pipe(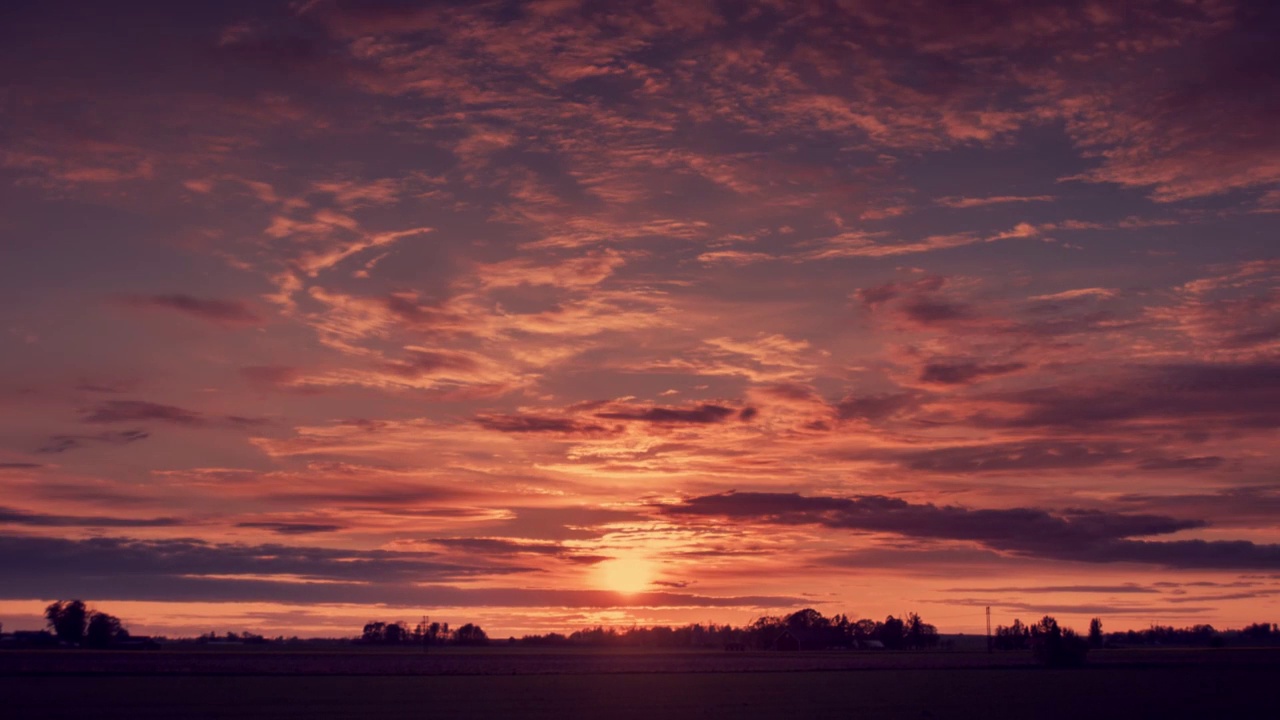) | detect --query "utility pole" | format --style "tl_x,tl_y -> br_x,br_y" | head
986,607 -> 992,653
422,615 -> 429,654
